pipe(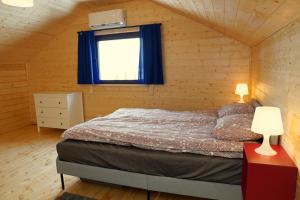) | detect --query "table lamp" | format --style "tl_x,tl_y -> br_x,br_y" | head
235,83 -> 248,103
251,106 -> 284,156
